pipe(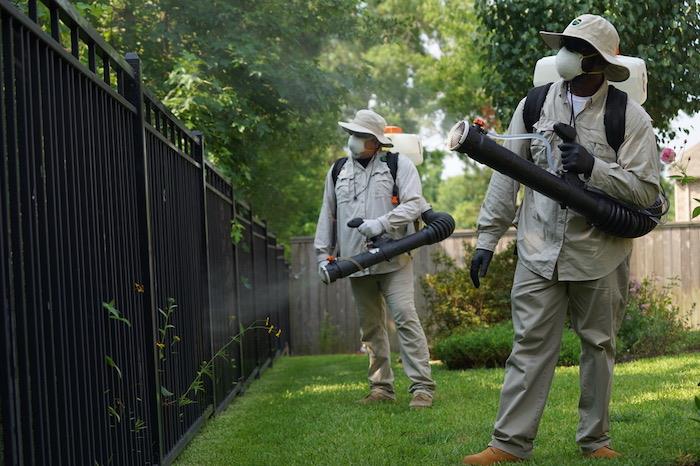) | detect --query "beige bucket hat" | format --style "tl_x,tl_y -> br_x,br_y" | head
540,14 -> 630,82
338,109 -> 393,146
